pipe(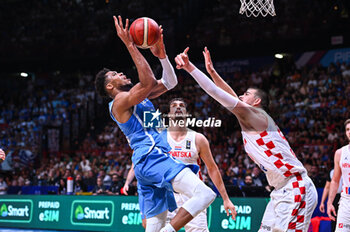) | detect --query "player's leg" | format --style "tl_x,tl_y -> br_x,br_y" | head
335,197 -> 350,232
301,176 -> 317,231
145,210 -> 167,232
162,168 -> 216,231
258,197 -> 276,232
168,189 -> 209,231
166,193 -> 181,224
268,174 -> 317,232
184,209 -> 209,232
175,193 -> 209,232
